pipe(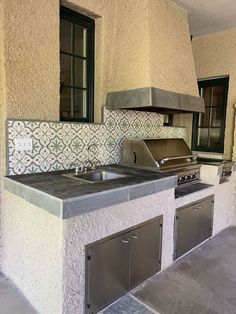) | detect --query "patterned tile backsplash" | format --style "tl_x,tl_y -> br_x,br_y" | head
7,108 -> 187,175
